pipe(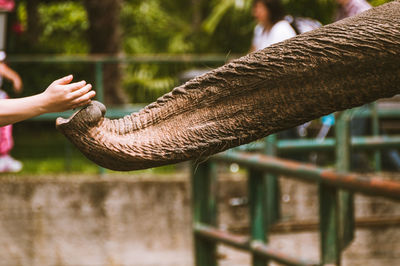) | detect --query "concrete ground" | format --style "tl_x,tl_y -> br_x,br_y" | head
0,171 -> 398,266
